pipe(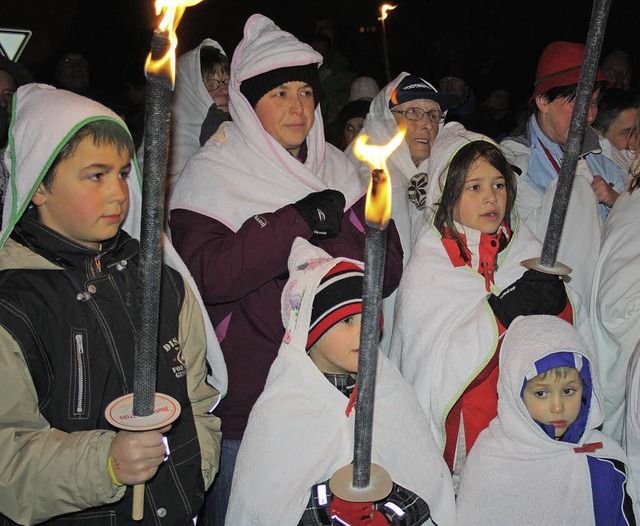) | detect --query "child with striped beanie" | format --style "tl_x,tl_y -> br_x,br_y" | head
226,238 -> 456,526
